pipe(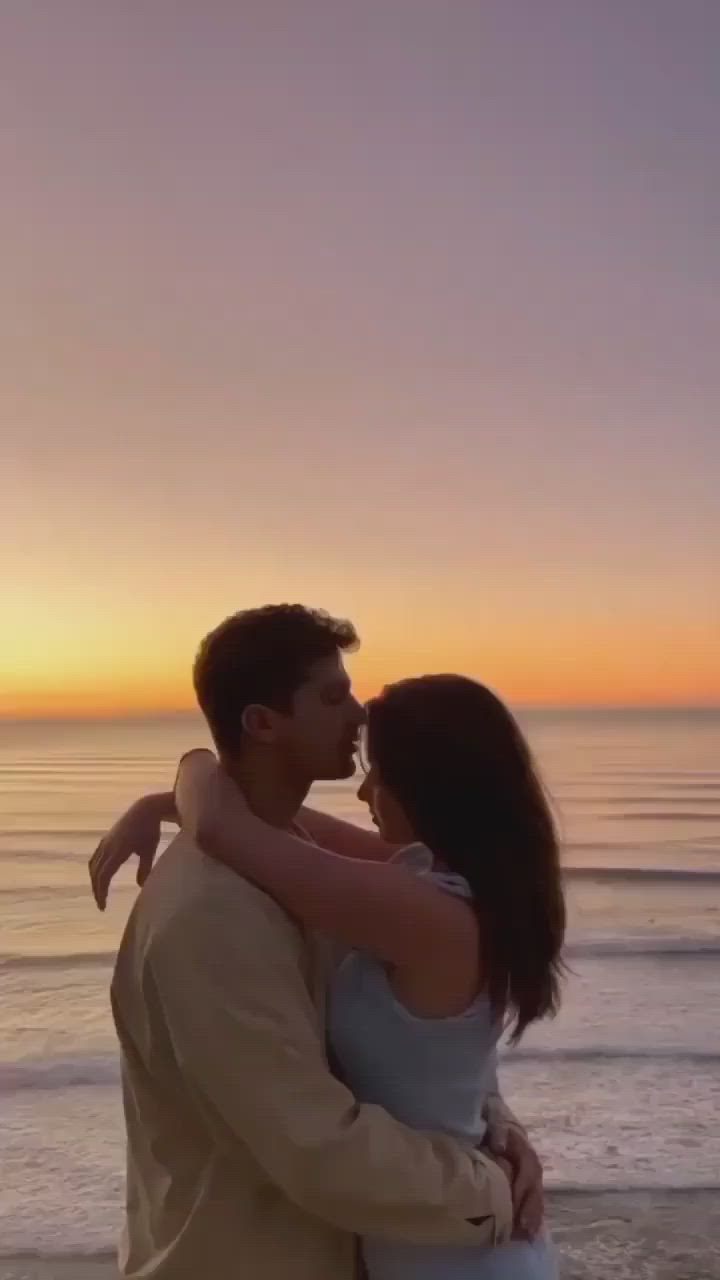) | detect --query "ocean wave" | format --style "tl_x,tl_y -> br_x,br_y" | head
0,838 -> 172,861
564,865 -> 720,882
563,781 -> 720,792
565,938 -> 720,958
585,769 -> 720,779
608,811 -> 720,822
4,934 -> 719,976
0,827 -> 113,839
0,884 -> 99,900
566,838 -> 720,850
561,788 -> 717,798
0,755 -> 175,768
500,1046 -> 720,1065
0,1251 -> 117,1262
0,846 -> 104,863
5,1044 -> 720,1095
547,1182 -> 720,1194
0,1052 -> 121,1093
0,950 -> 116,971
1,858 -> 717,887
